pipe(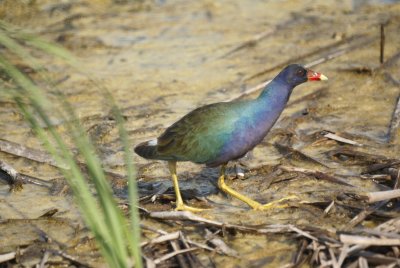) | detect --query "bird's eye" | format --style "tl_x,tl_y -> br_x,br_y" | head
296,69 -> 305,77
